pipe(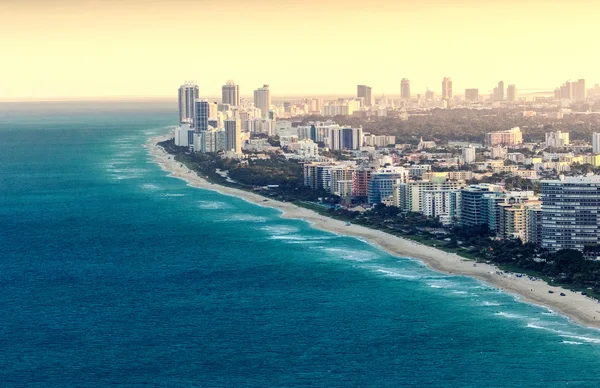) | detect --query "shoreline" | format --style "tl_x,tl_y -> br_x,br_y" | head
146,134 -> 600,329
